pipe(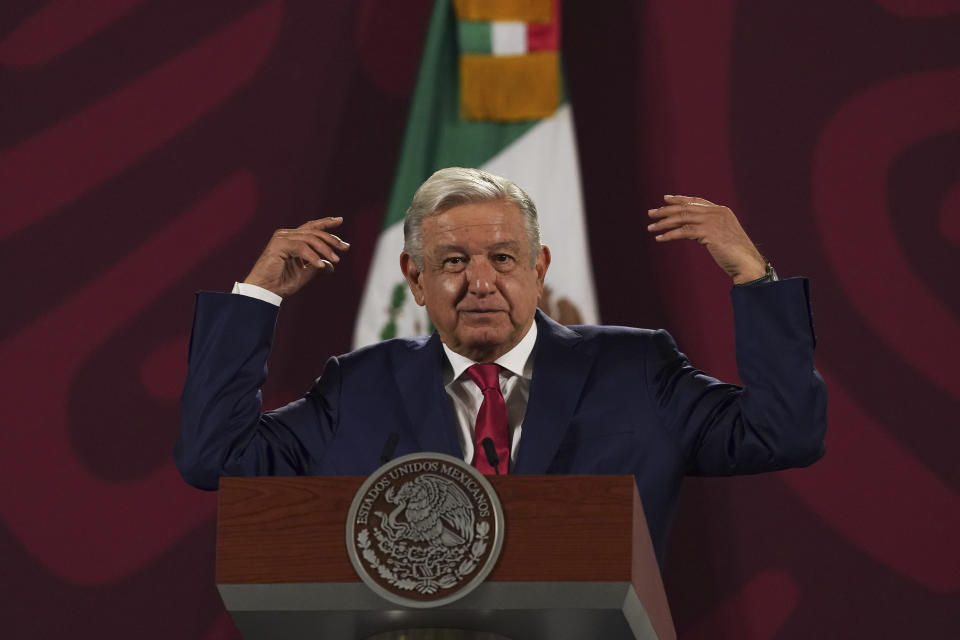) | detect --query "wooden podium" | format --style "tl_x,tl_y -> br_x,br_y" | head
216,475 -> 676,639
